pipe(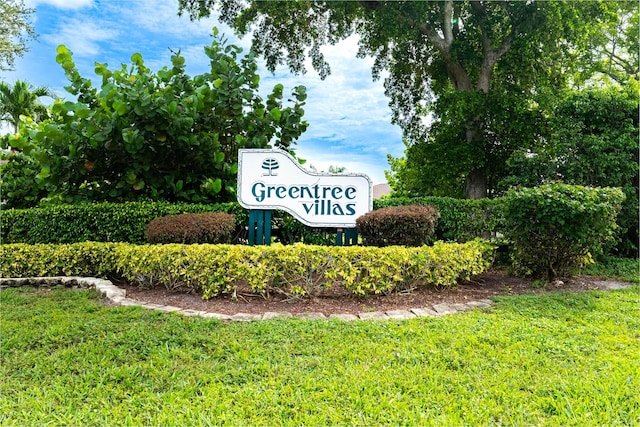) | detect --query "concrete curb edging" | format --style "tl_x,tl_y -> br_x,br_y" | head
9,276 -> 630,321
